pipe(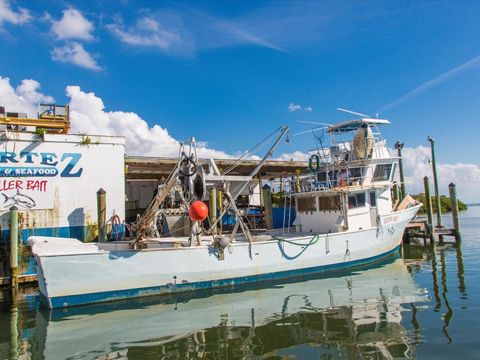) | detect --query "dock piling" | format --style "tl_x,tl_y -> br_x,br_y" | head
209,188 -> 217,235
262,184 -> 273,229
394,141 -> 406,199
423,177 -> 434,241
9,206 -> 18,290
427,136 -> 443,228
393,182 -> 400,204
448,183 -> 461,241
97,188 -> 107,243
